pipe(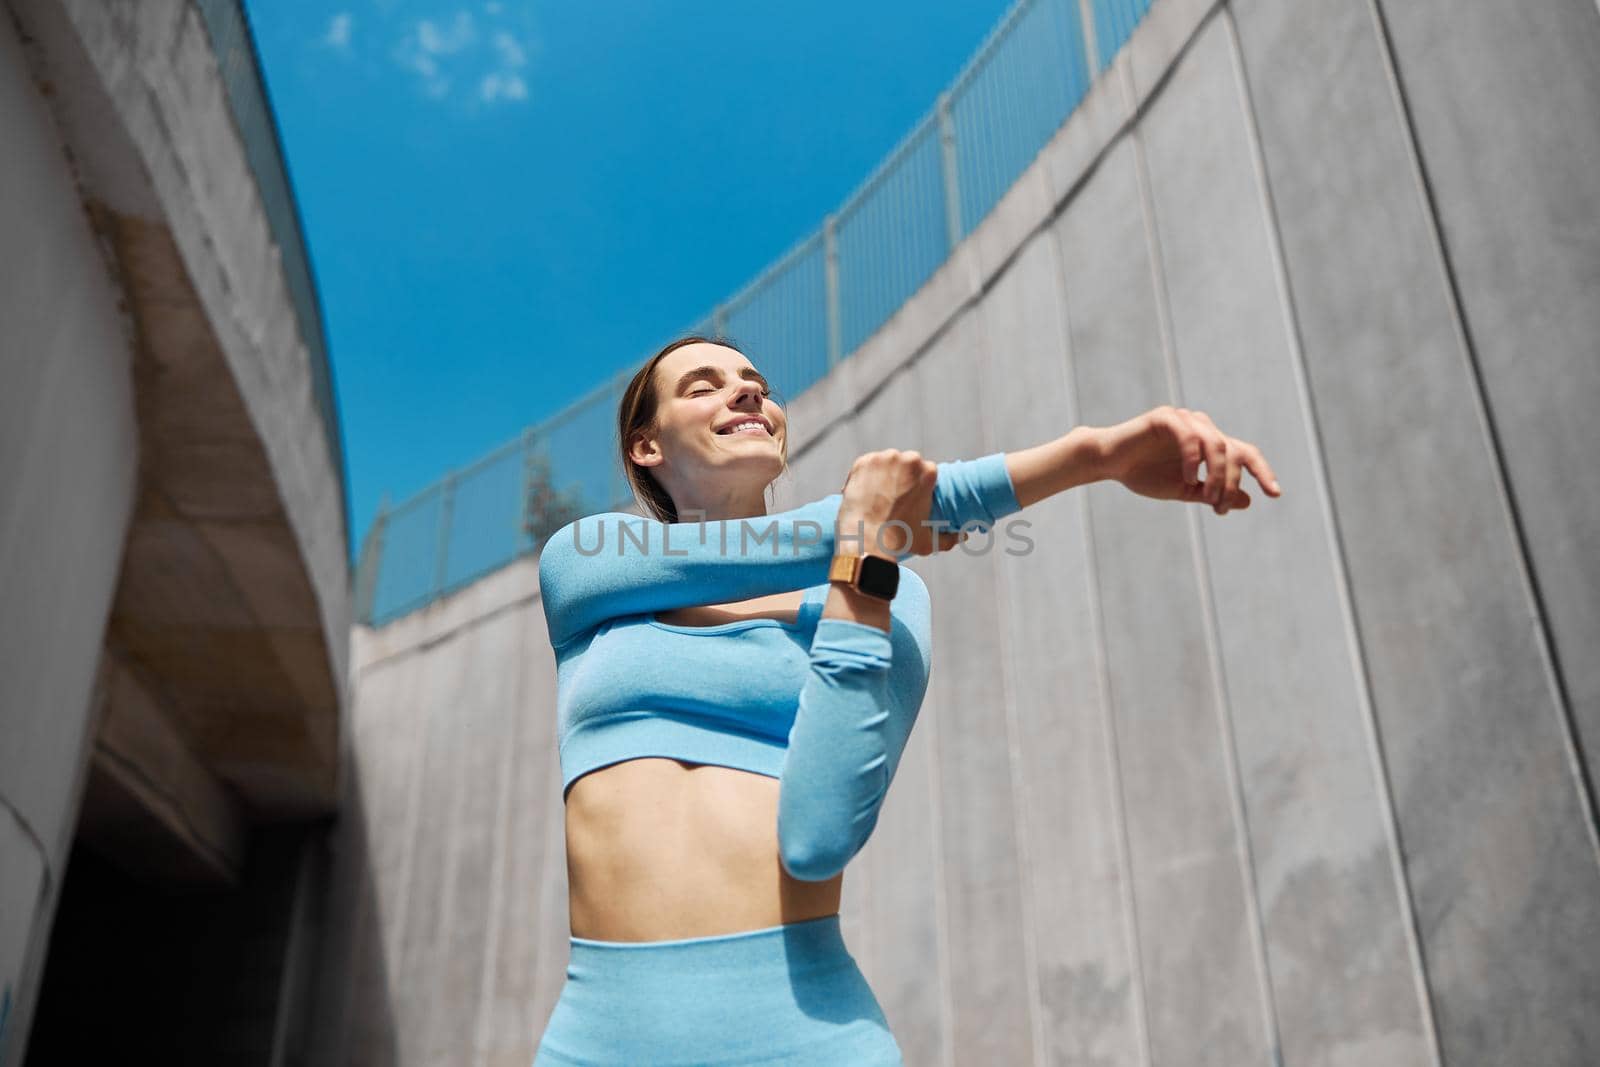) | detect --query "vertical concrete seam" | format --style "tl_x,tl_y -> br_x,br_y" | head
1364,0 -> 1600,870
971,297 -> 1048,1067
428,644 -> 480,1058
1124,54 -> 1285,1060
529,713 -> 565,1016
385,652 -> 429,1017
922,670 -> 959,1067
1047,216 -> 1155,1067
1223,3 -> 1445,1060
